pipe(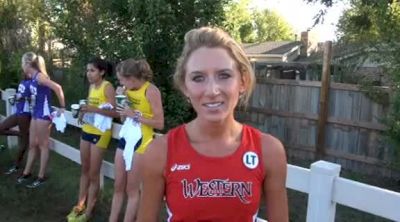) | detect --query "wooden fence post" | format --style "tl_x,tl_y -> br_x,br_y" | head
1,88 -> 18,148
316,41 -> 332,159
306,160 -> 341,222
